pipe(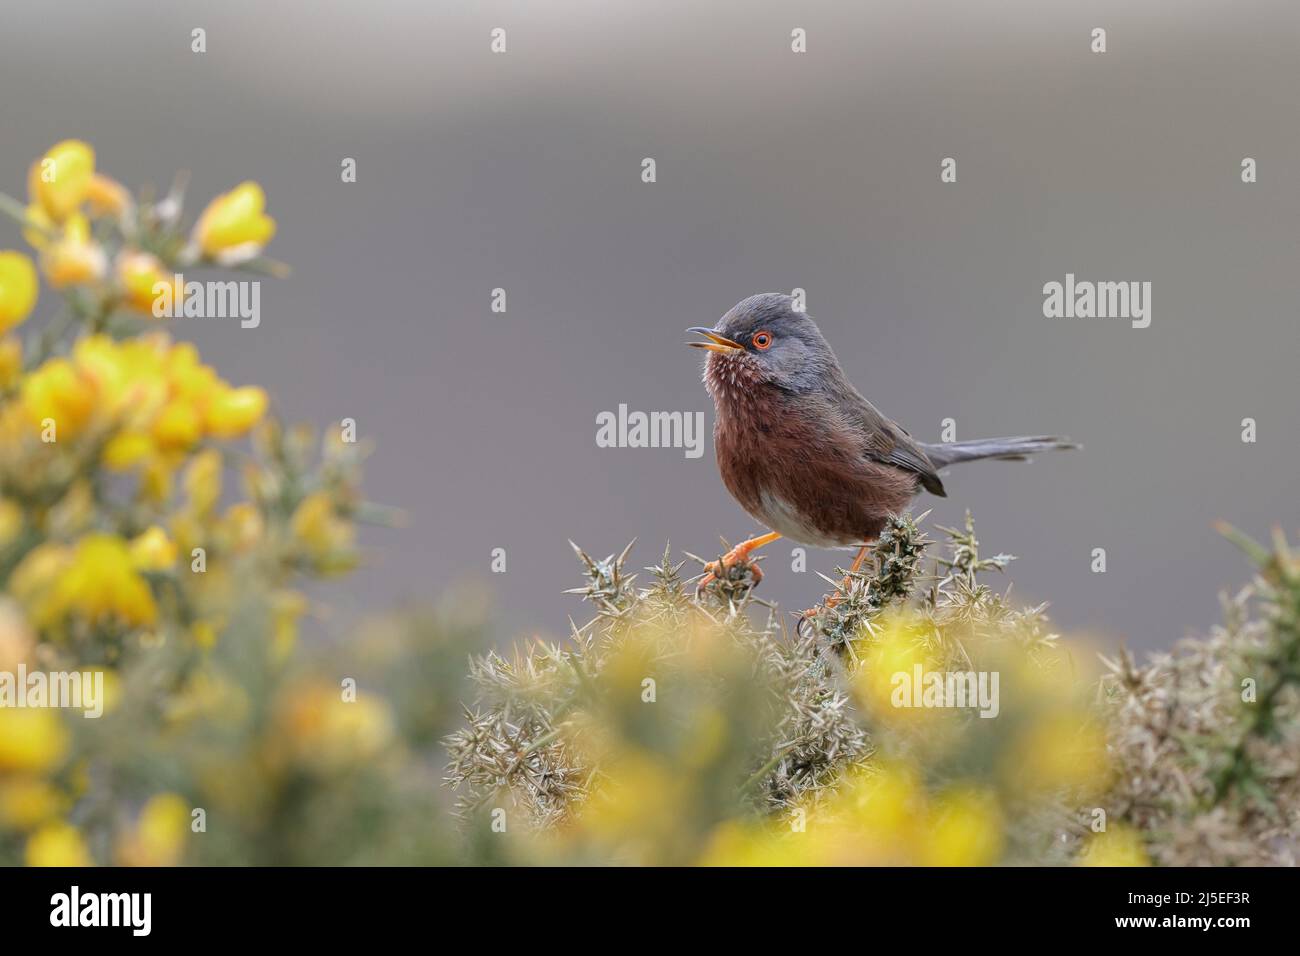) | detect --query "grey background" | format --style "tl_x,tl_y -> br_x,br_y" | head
2,0 -> 1296,651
